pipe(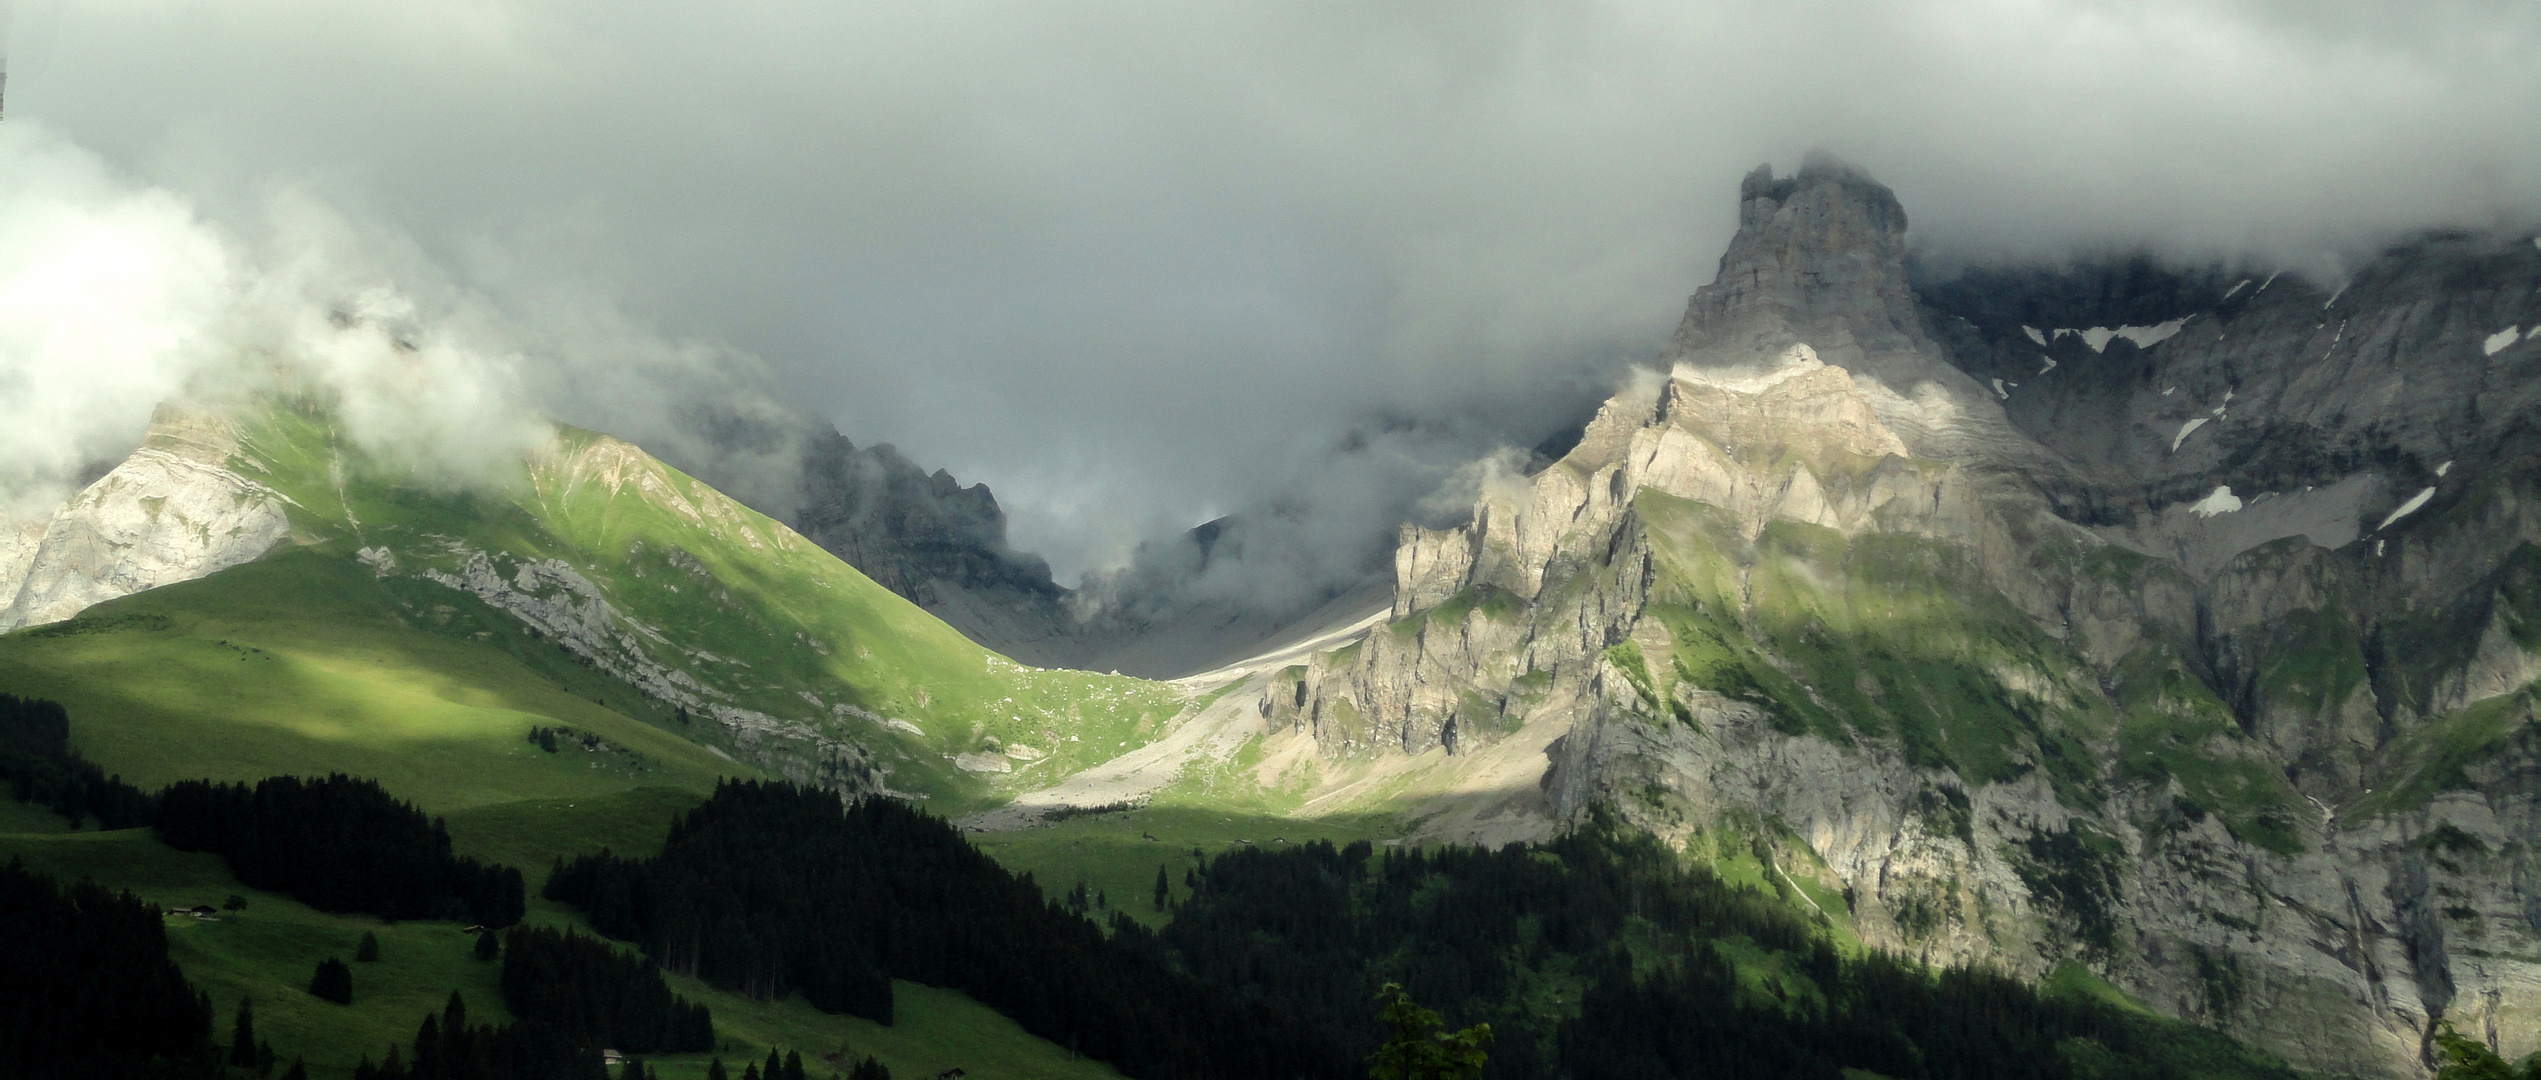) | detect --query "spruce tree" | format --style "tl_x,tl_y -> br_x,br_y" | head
229,997 -> 258,1068
356,930 -> 381,962
1154,864 -> 1170,910
474,926 -> 500,959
